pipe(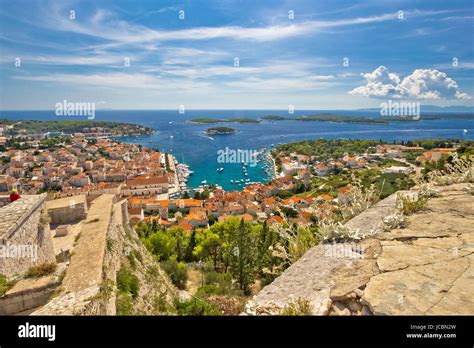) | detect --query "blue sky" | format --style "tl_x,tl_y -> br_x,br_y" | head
0,0 -> 473,110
